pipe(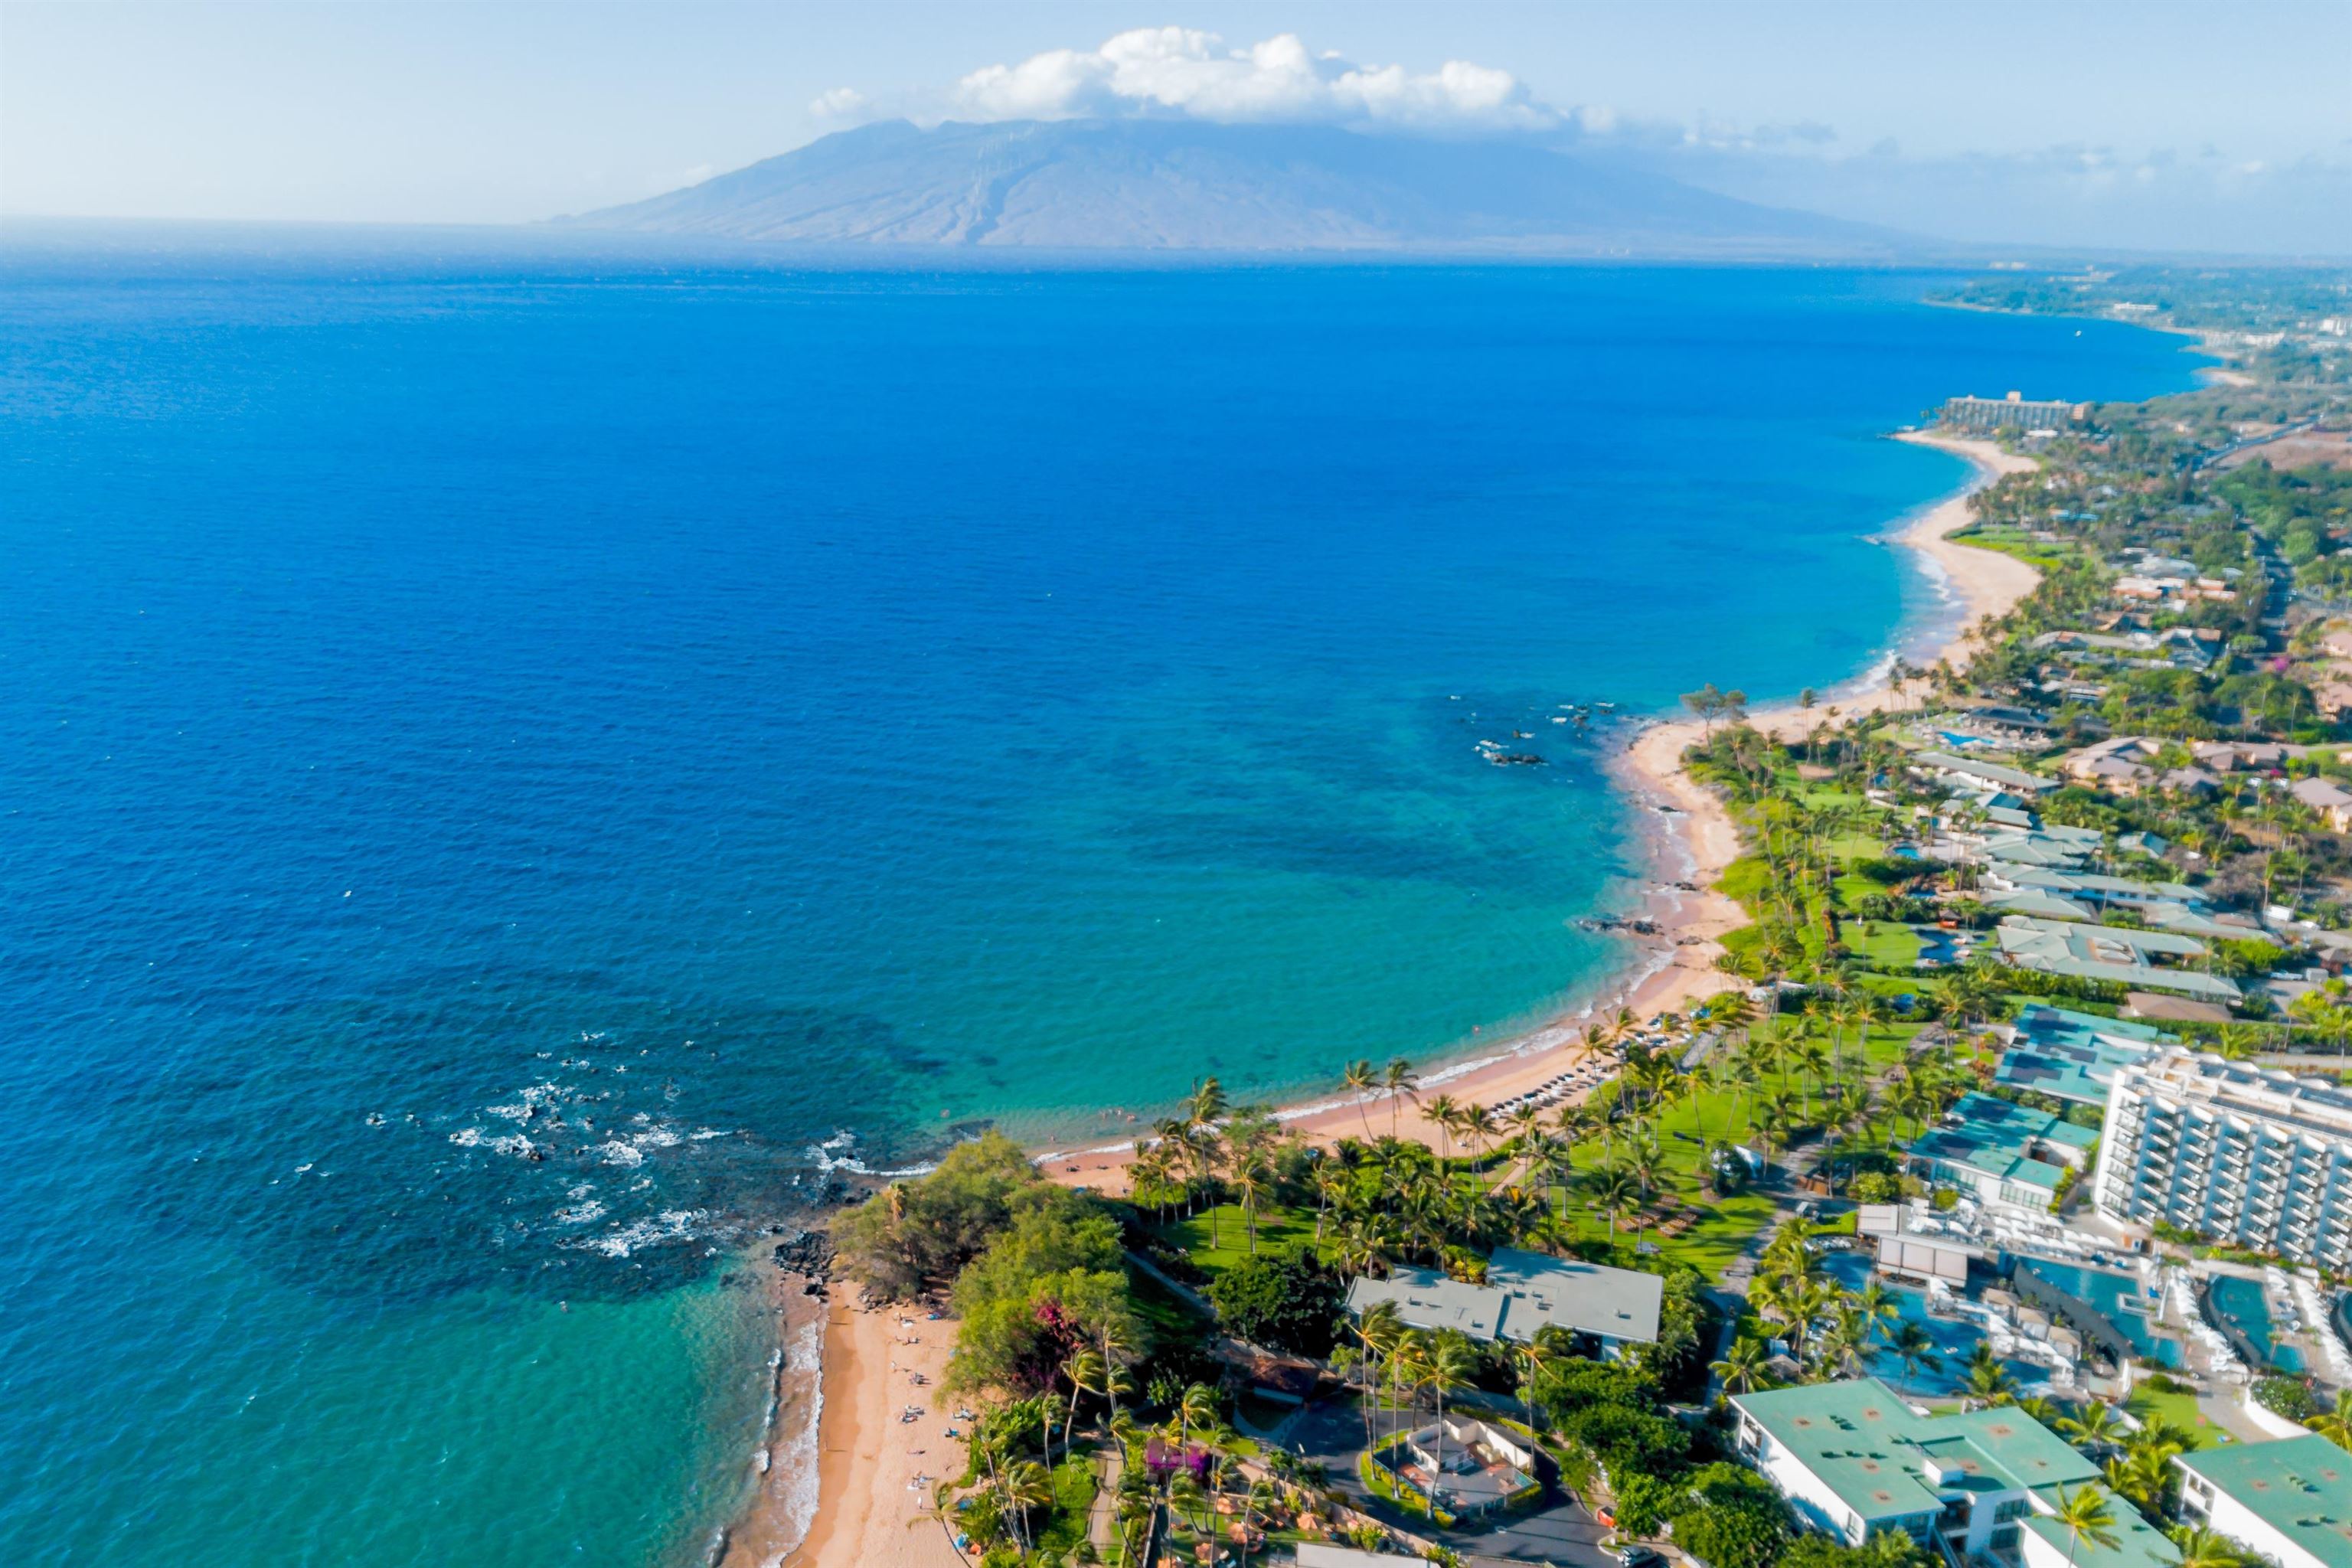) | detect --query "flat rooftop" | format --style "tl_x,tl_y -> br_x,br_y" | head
1914,1092 -> 2097,1191
2178,1434 -> 2352,1568
1346,1249 -> 1661,1345
1733,1378 -> 2097,1524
